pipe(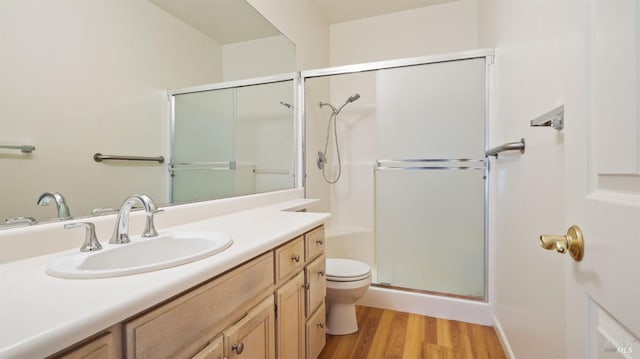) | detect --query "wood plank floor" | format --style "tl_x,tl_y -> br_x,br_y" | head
318,306 -> 507,359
